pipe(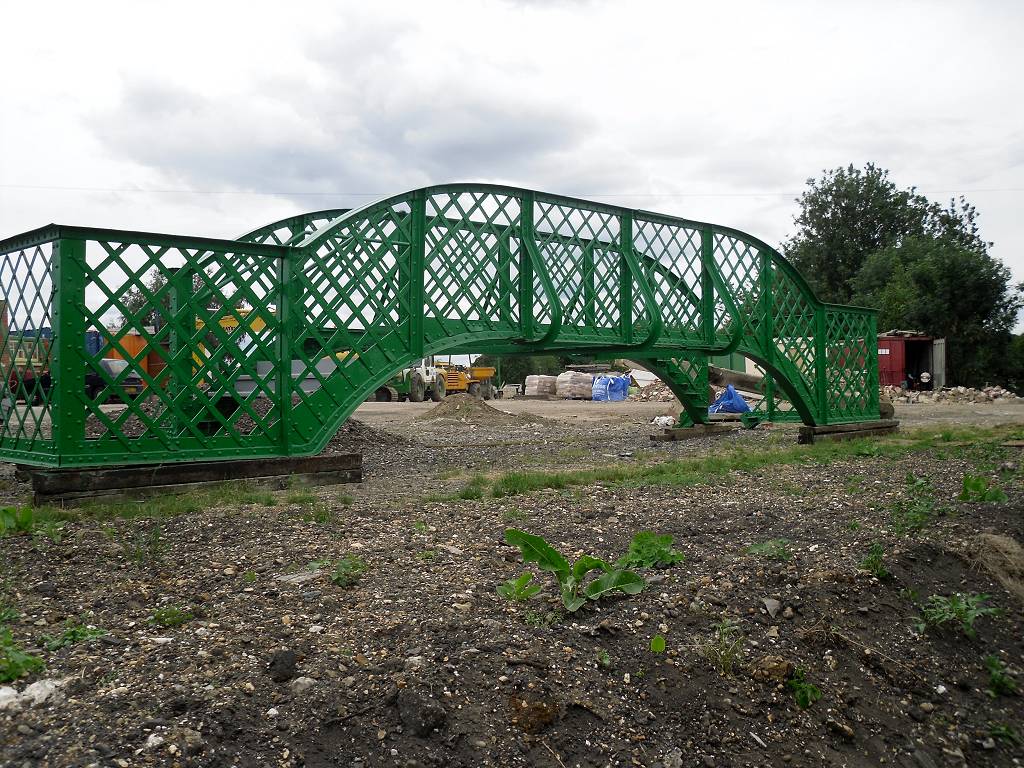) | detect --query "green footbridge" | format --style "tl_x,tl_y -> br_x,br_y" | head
0,184 -> 878,468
